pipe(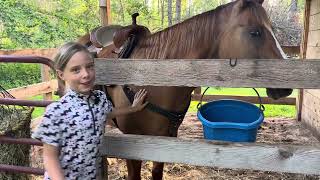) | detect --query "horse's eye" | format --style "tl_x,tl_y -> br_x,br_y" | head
250,30 -> 261,37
